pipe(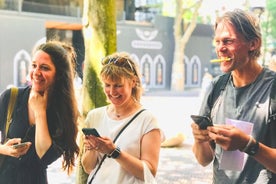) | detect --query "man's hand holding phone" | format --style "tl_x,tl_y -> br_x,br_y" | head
191,115 -> 213,130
